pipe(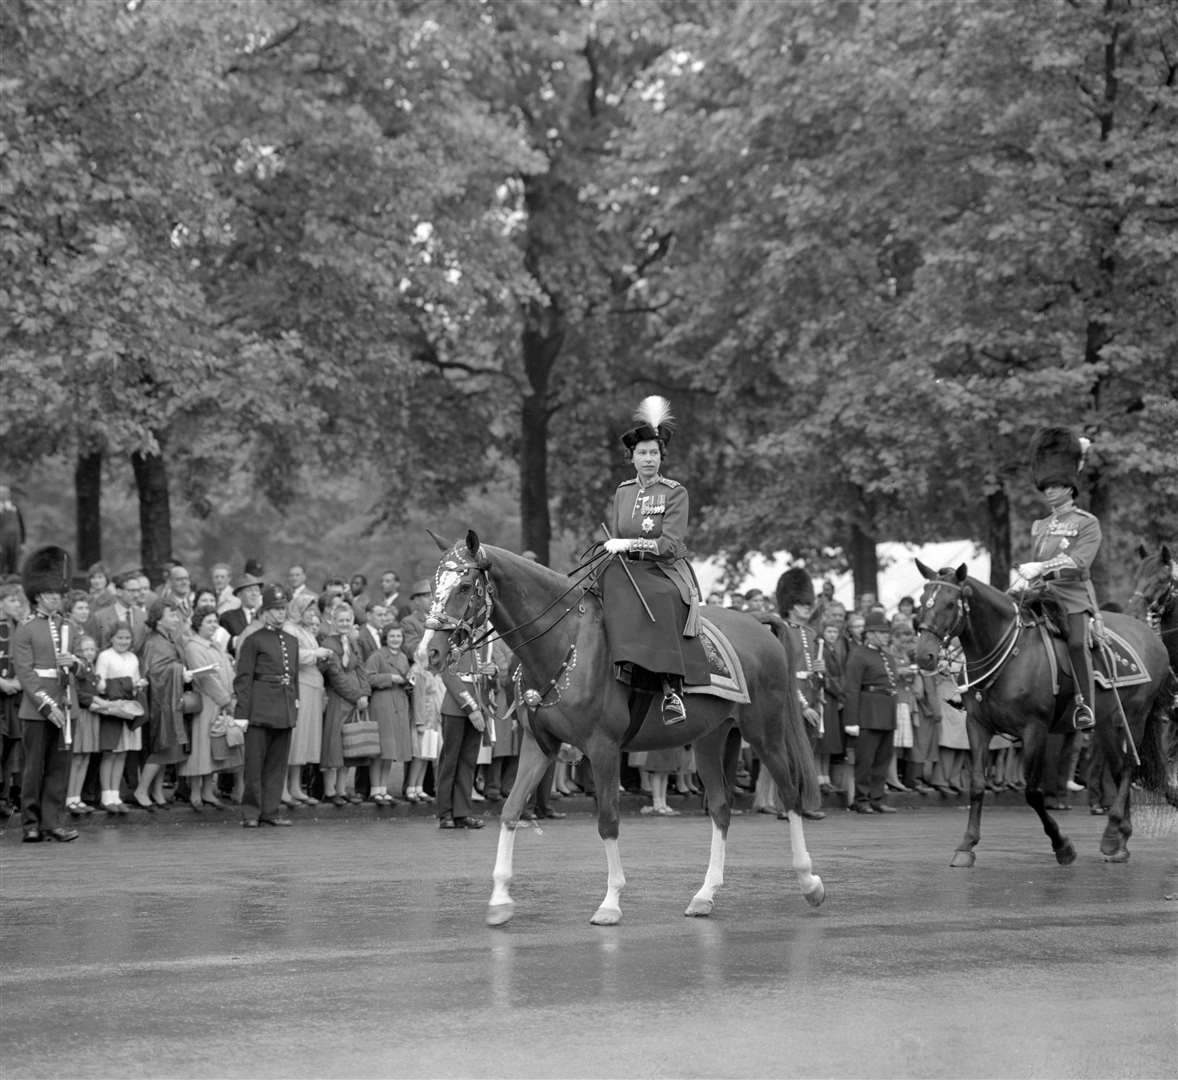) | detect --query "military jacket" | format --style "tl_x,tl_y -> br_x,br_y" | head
782,619 -> 822,710
13,613 -> 71,721
1030,504 -> 1101,614
234,625 -> 298,728
842,642 -> 897,732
